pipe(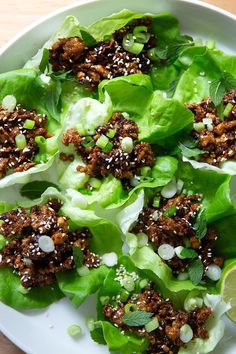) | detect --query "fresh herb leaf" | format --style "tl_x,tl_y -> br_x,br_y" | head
164,205 -> 177,217
178,142 -> 204,158
20,181 -> 60,200
122,311 -> 154,327
50,71 -> 72,81
90,327 -> 106,345
167,35 -> 194,64
180,248 -> 198,259
73,247 -> 84,268
210,72 -> 236,107
188,259 -> 204,285
209,79 -> 226,107
193,208 -> 207,239
39,48 -> 49,73
80,30 -> 97,46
